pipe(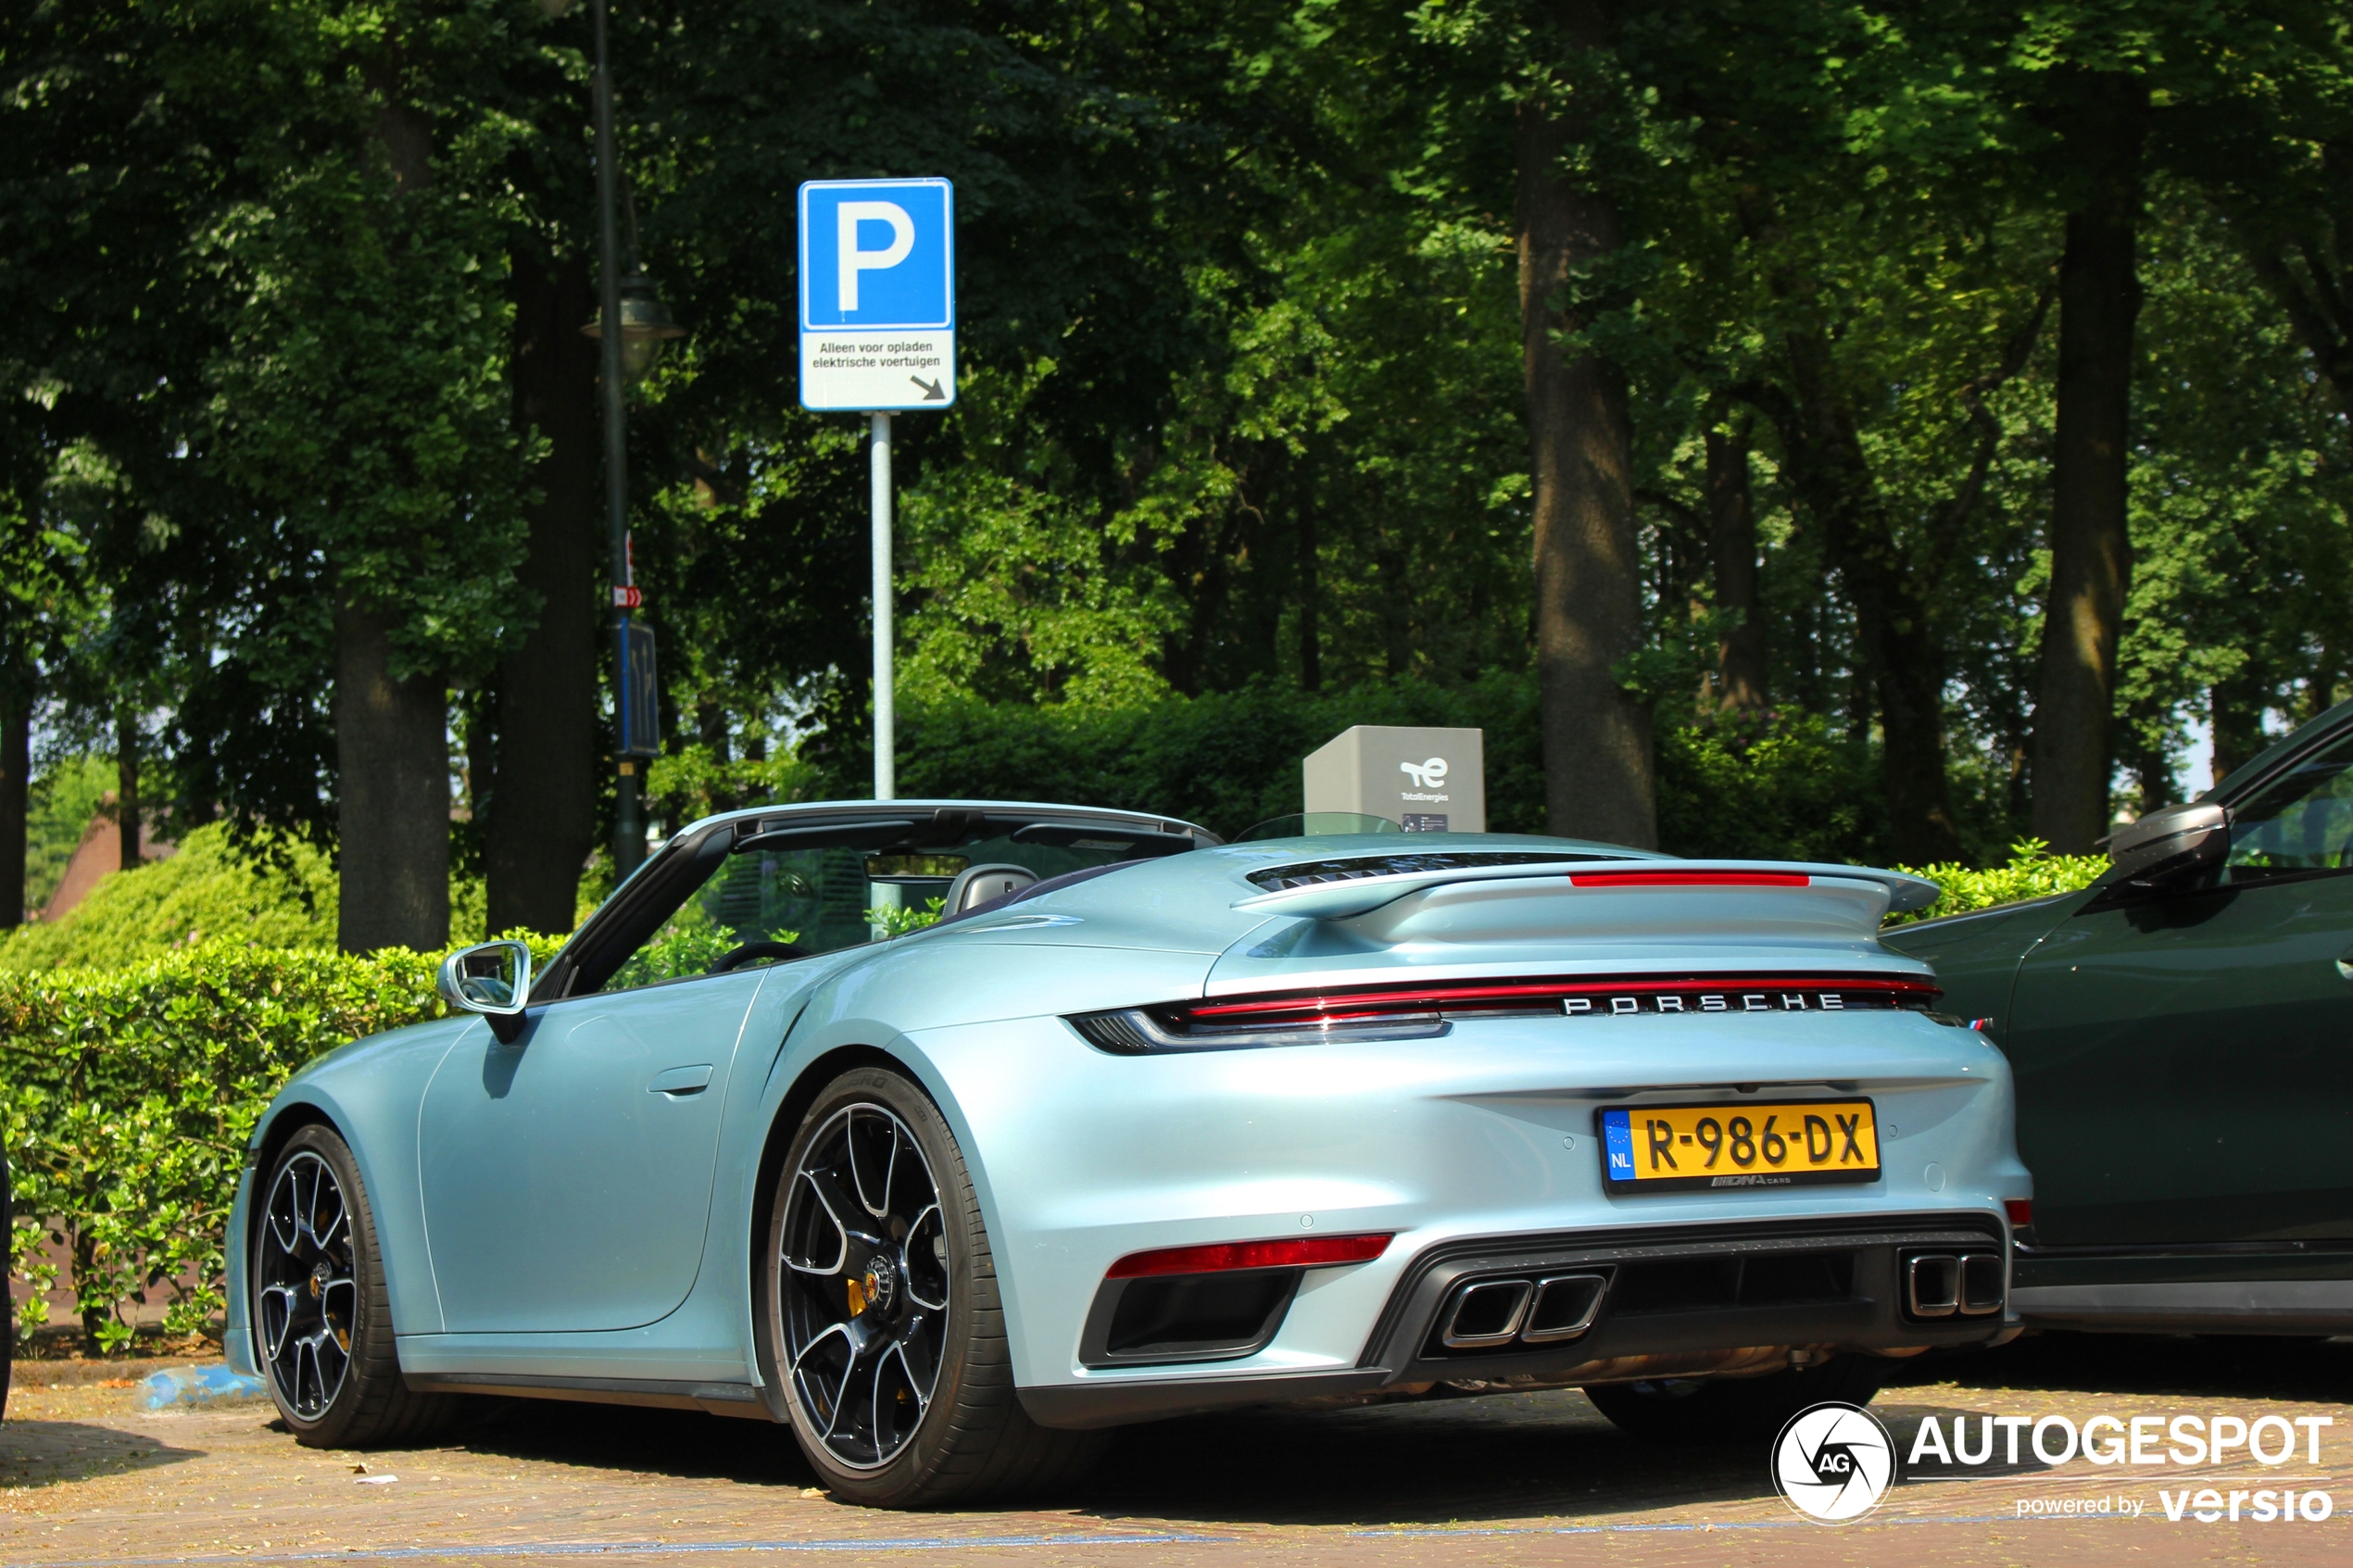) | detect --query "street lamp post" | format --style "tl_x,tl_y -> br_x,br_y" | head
566,0 -> 683,882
